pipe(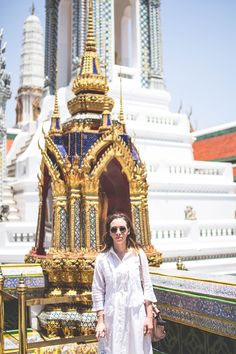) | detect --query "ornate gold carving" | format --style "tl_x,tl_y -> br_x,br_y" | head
44,134 -> 64,170
143,245 -> 163,267
63,155 -> 82,188
68,93 -> 114,115
38,144 -> 66,196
